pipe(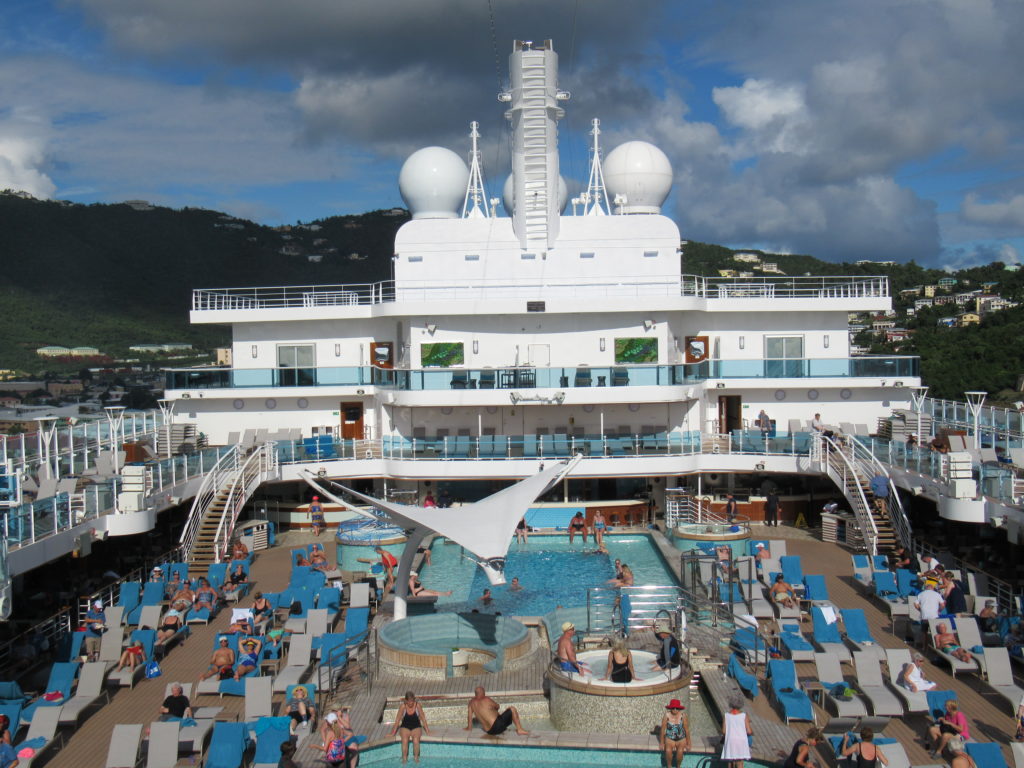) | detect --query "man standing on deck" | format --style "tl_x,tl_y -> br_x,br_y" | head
764,490 -> 779,528
724,493 -> 738,523
358,546 -> 398,594
465,686 -> 530,736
